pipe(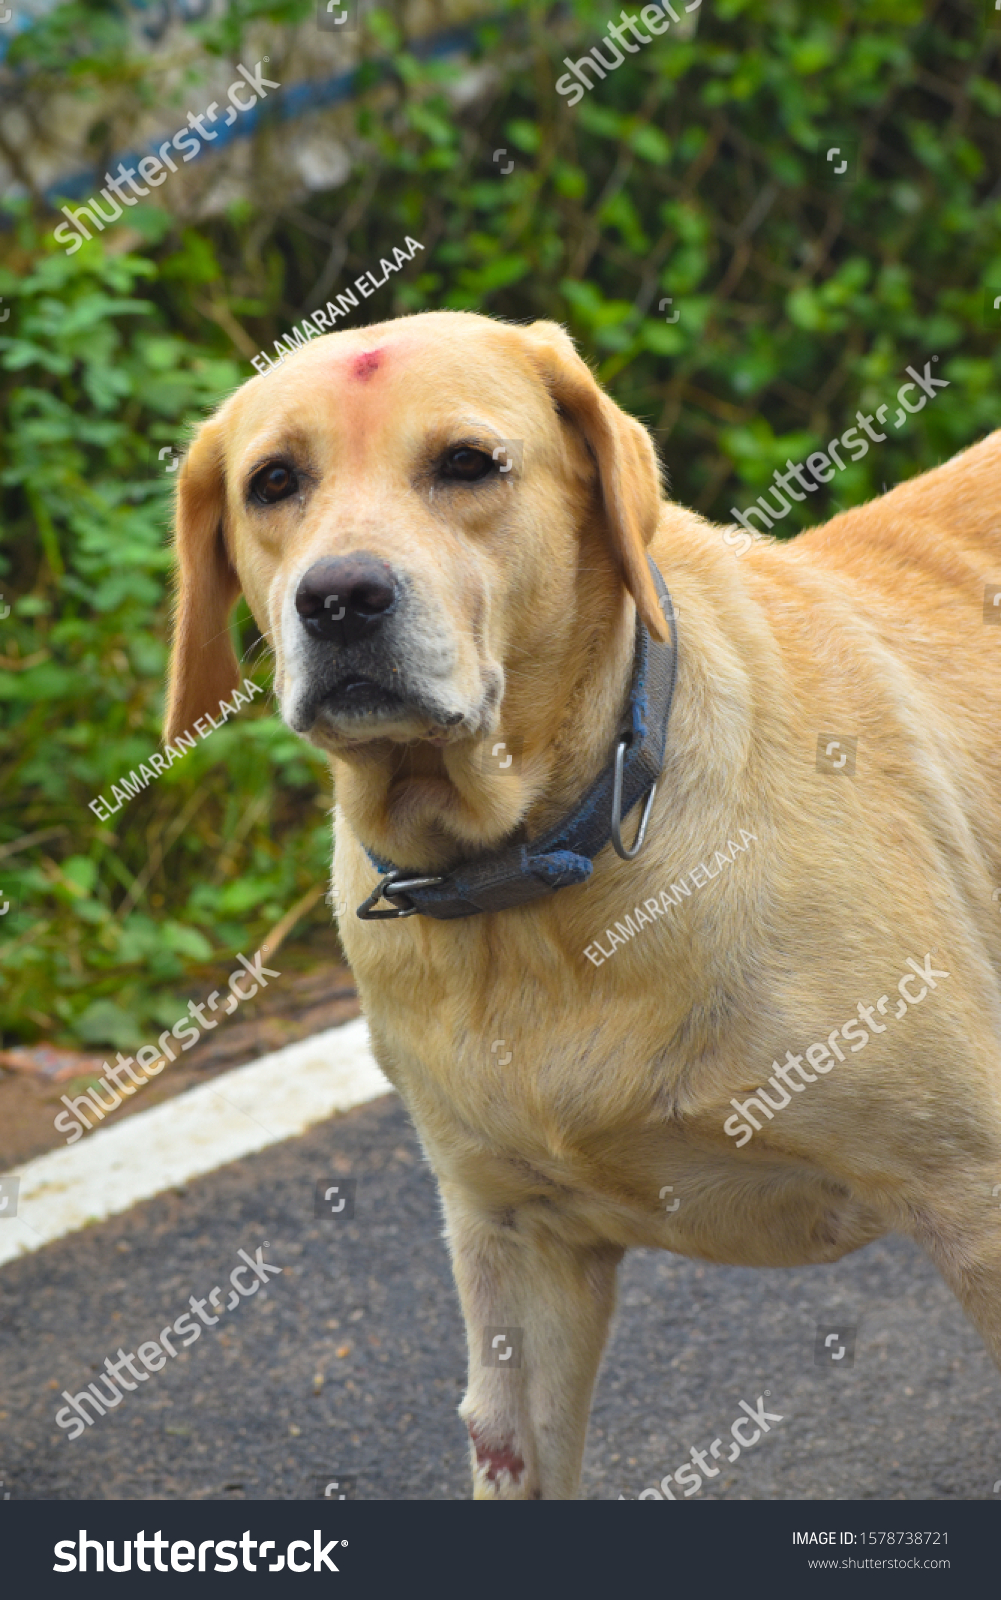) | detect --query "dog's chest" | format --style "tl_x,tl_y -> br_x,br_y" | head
345,937 -> 887,1268
368,1000 -> 620,1161
350,945 -> 689,1216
